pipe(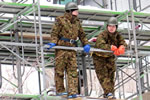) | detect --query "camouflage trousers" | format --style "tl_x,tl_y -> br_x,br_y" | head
55,49 -> 78,95
93,55 -> 116,96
